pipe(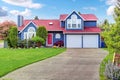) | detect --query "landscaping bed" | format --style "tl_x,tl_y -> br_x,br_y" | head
0,48 -> 66,77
